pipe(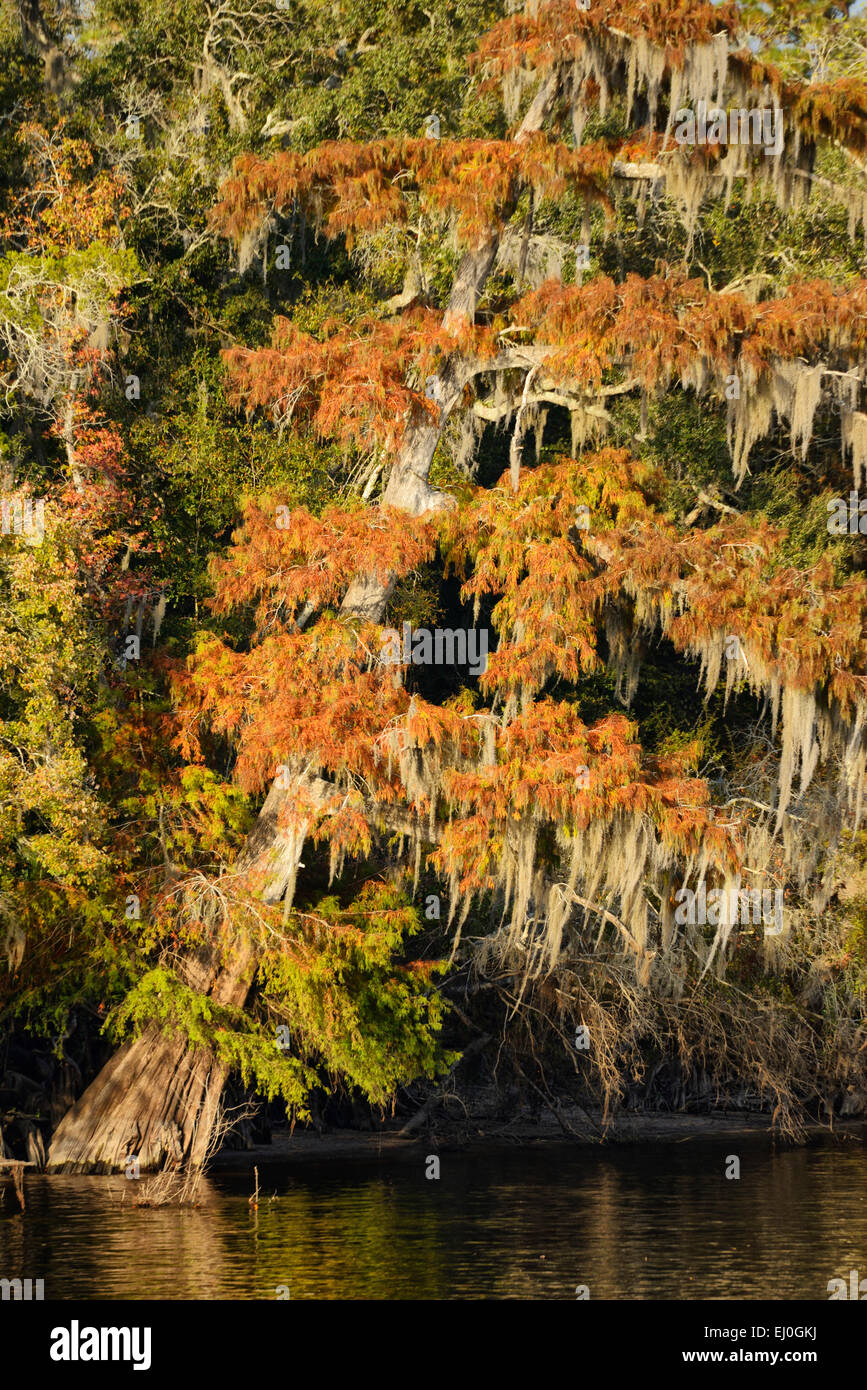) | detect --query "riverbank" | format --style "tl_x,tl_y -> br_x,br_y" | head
211,1110 -> 867,1168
